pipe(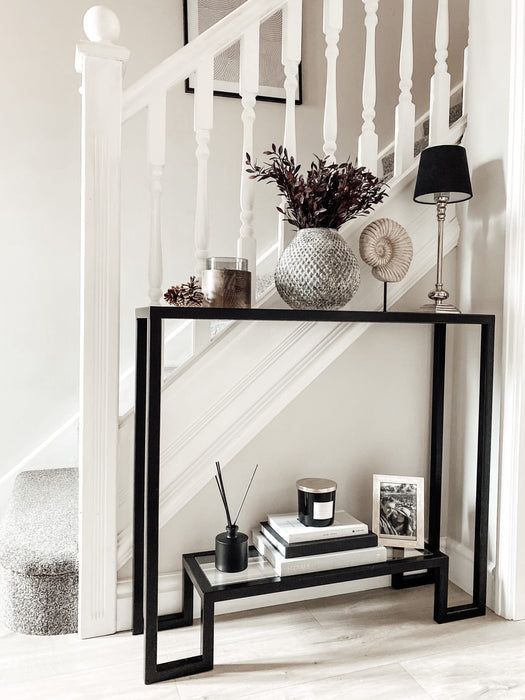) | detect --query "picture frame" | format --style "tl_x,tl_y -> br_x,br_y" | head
183,0 -> 302,104
372,474 -> 425,549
